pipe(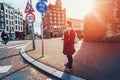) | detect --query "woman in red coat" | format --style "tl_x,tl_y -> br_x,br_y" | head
63,20 -> 75,72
